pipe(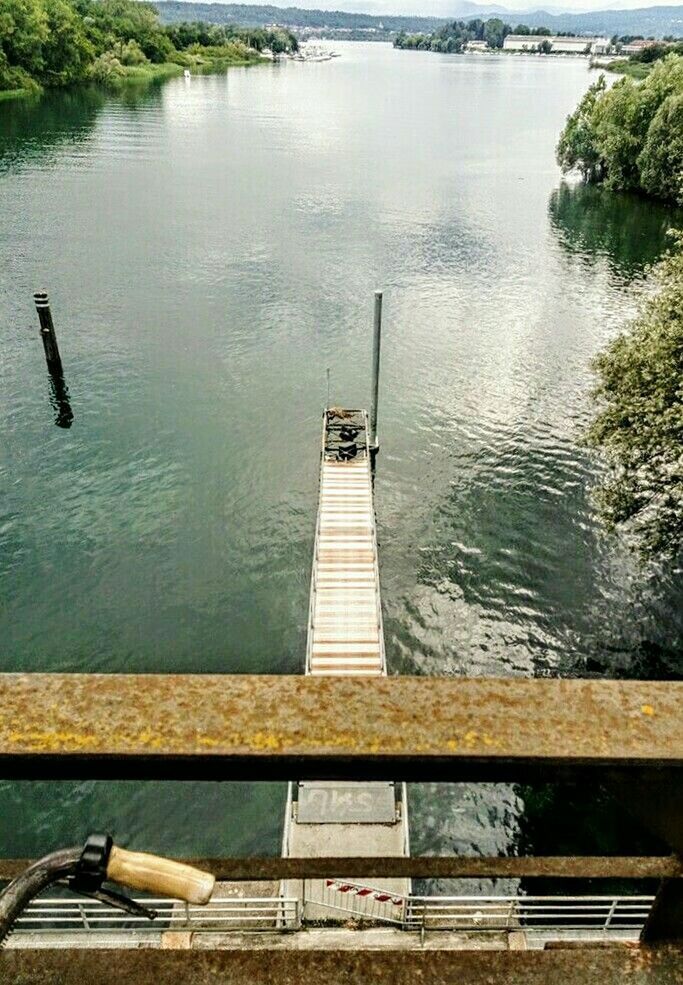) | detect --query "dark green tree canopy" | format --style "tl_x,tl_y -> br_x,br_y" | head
586,233 -> 683,558
557,55 -> 683,203
0,0 -> 298,92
